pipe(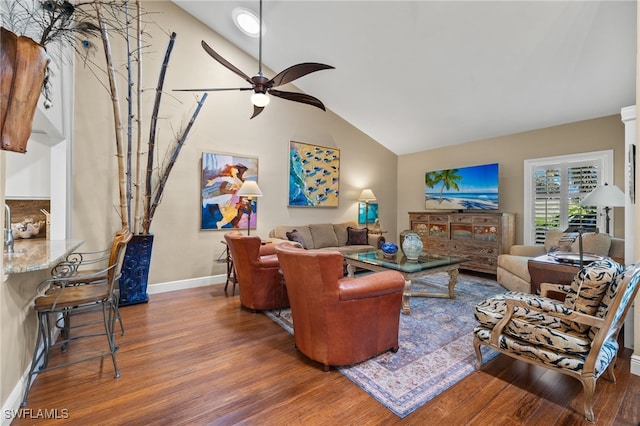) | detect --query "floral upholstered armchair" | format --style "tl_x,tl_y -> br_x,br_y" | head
473,258 -> 640,423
